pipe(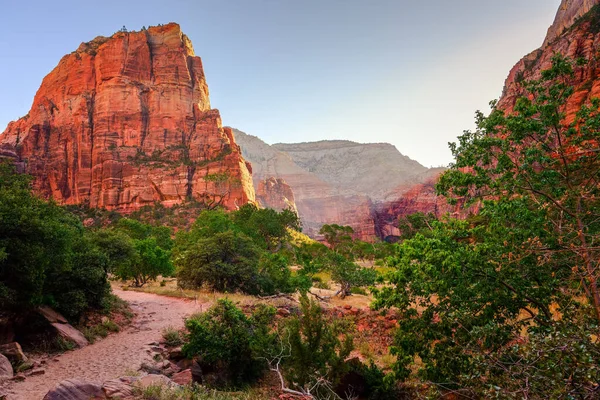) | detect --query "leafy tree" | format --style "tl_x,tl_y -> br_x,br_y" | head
116,218 -> 173,250
233,204 -> 300,251
319,224 -> 354,255
116,237 -> 173,287
374,55 -> 600,397
281,295 -> 354,395
323,252 -> 377,298
438,53 -> 600,321
0,162 -> 110,318
176,230 -> 261,293
183,299 -> 276,388
397,211 -> 436,240
86,229 -> 135,276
